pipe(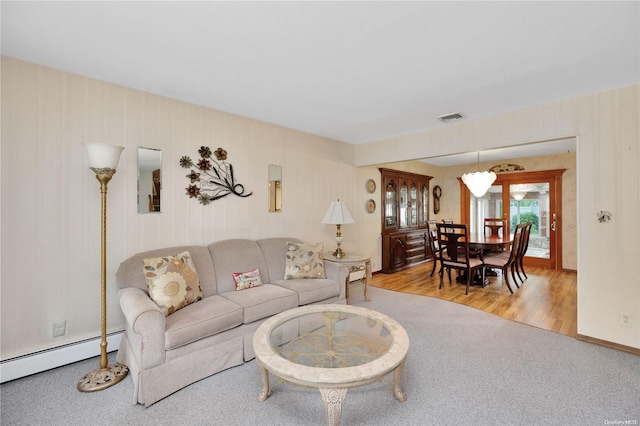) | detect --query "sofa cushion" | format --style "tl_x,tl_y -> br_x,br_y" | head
271,278 -> 340,305
284,241 -> 326,279
143,251 -> 203,316
256,237 -> 302,284
233,269 -> 263,291
208,239 -> 270,294
117,245 -> 218,298
164,295 -> 243,350
221,284 -> 298,324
